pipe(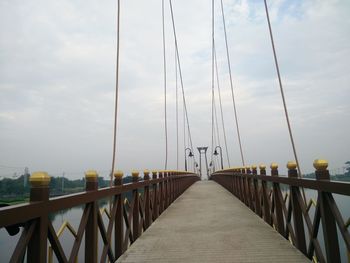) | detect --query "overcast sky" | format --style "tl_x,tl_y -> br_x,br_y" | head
0,0 -> 349,179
